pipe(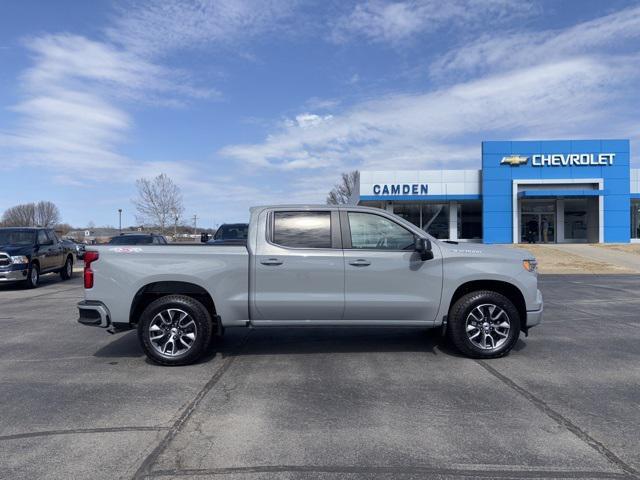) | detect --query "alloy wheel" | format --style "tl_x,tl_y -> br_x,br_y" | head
465,303 -> 511,350
148,308 -> 197,357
